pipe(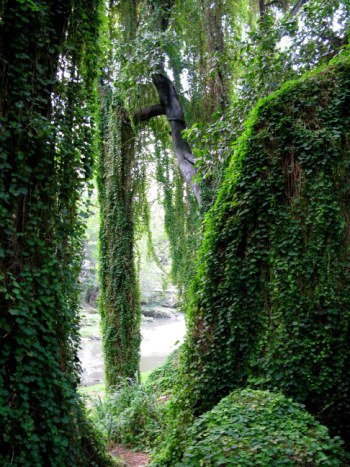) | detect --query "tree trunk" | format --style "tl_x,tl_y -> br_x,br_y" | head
0,2 -> 109,464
